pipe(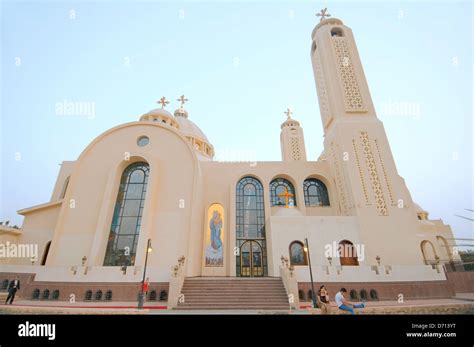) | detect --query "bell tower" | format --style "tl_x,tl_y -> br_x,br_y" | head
311,9 -> 424,265
280,108 -> 307,162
